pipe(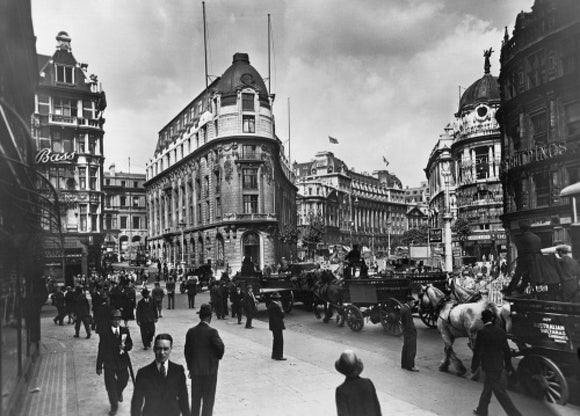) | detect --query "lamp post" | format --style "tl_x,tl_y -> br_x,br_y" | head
179,220 -> 186,269
441,161 -> 453,272
386,219 -> 392,259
